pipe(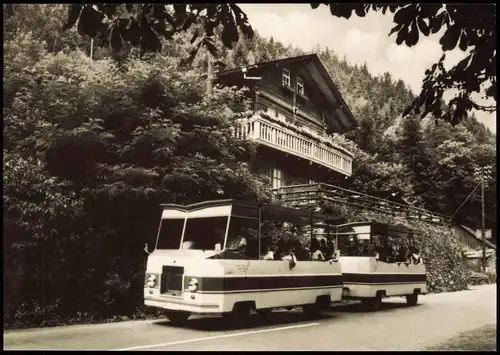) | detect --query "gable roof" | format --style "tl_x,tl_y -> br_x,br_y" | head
216,54 -> 358,132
